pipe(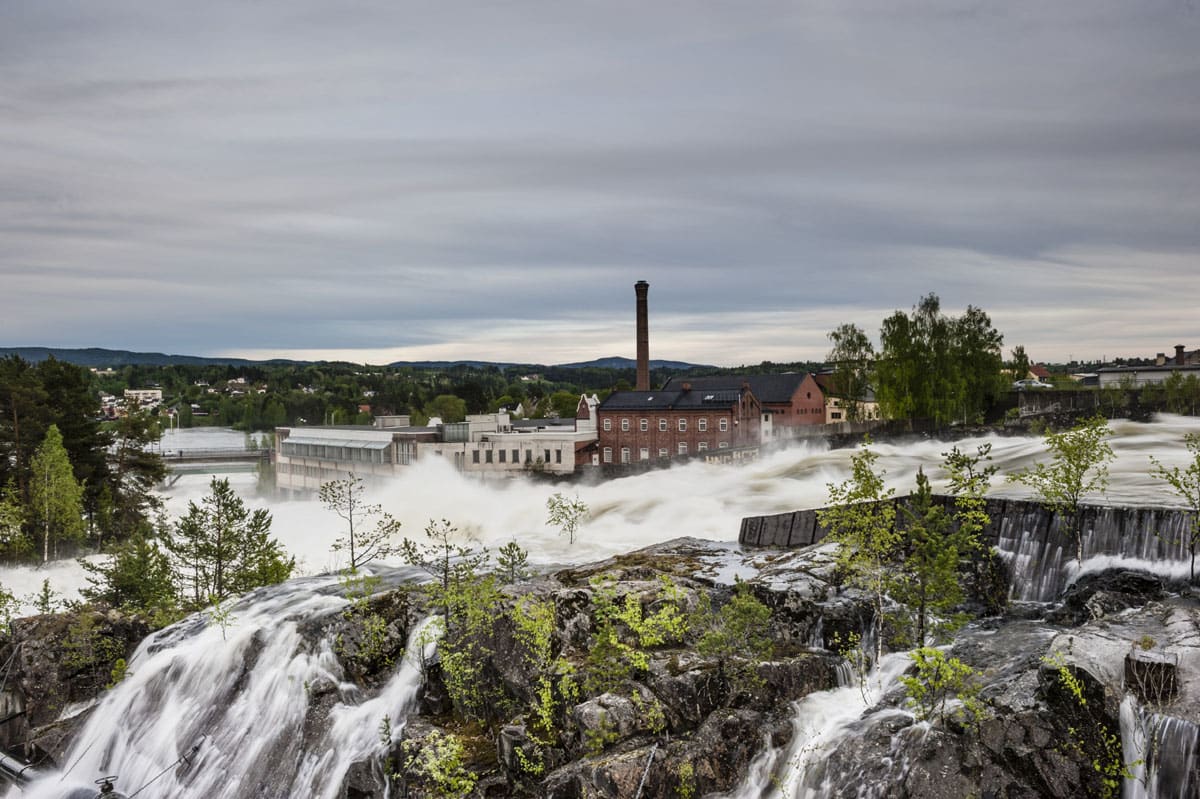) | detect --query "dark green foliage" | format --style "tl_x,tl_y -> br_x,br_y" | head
80,534 -> 178,620
874,293 -> 1005,425
163,477 -> 294,607
105,410 -> 166,541
893,469 -> 975,645
826,323 -> 875,421
696,579 -> 773,694
496,540 -> 532,584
